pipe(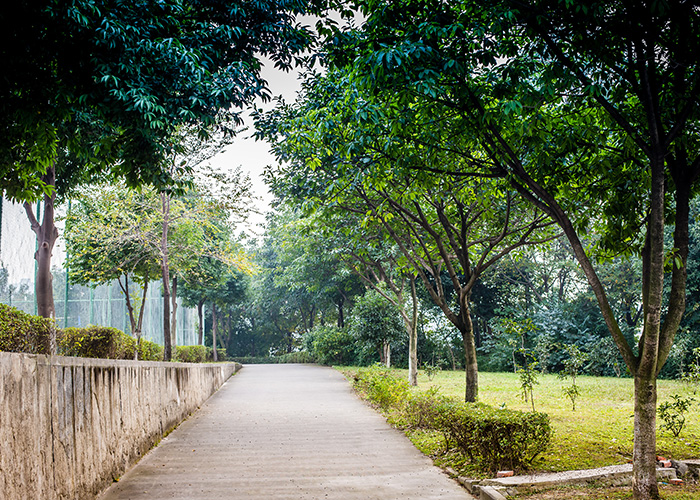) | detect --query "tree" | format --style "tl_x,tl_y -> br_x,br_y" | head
64,181 -> 250,358
259,71 -> 556,401
63,186 -> 161,354
1,0 -> 320,331
325,2 -> 700,497
349,288 -> 405,367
